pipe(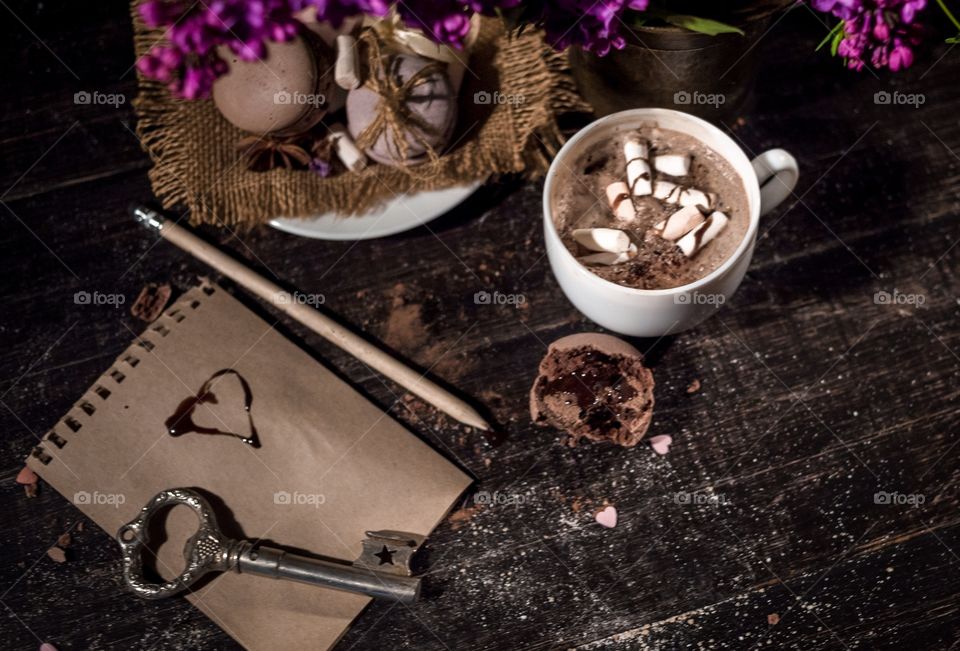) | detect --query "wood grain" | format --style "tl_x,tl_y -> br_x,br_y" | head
2,3 -> 959,650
